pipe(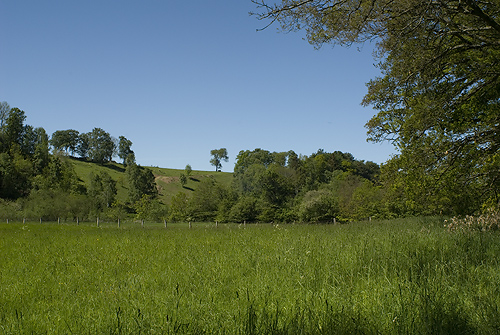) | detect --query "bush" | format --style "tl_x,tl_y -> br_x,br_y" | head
445,208 -> 500,232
